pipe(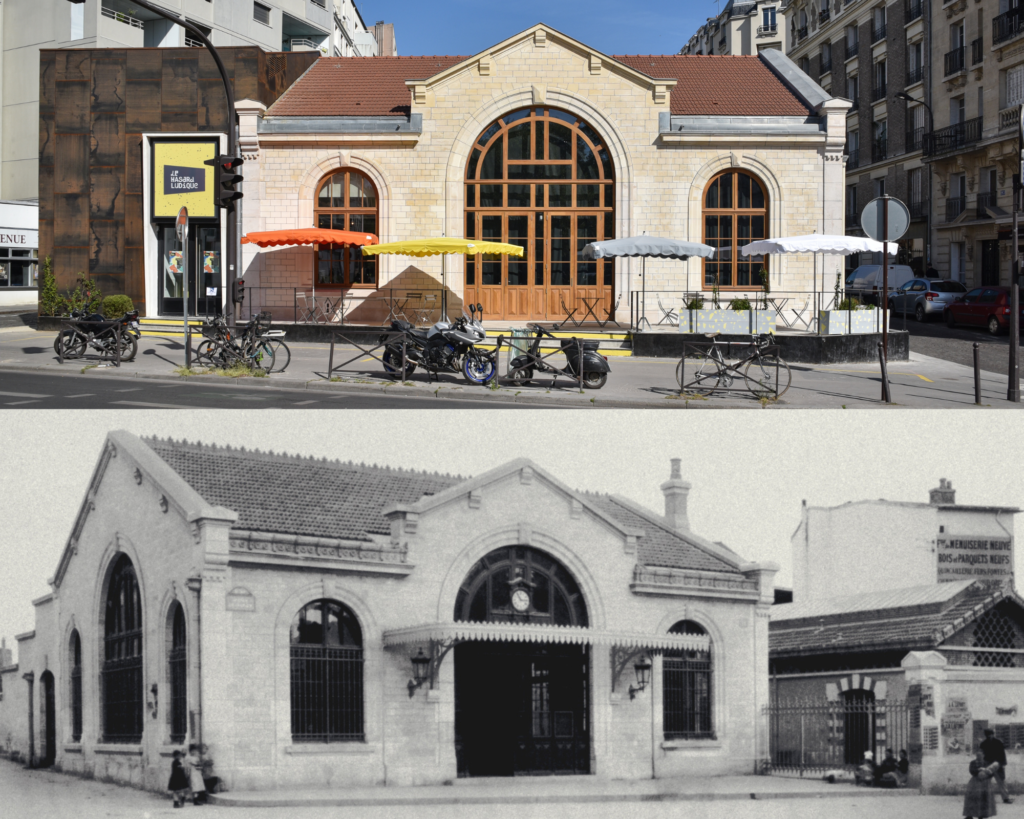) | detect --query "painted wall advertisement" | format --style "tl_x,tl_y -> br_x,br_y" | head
936,535 -> 1013,582
152,140 -> 219,220
942,697 -> 970,755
